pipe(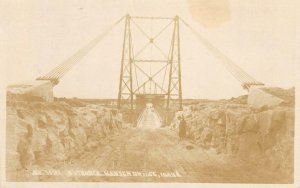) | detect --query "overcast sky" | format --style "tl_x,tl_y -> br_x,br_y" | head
2,0 -> 297,99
